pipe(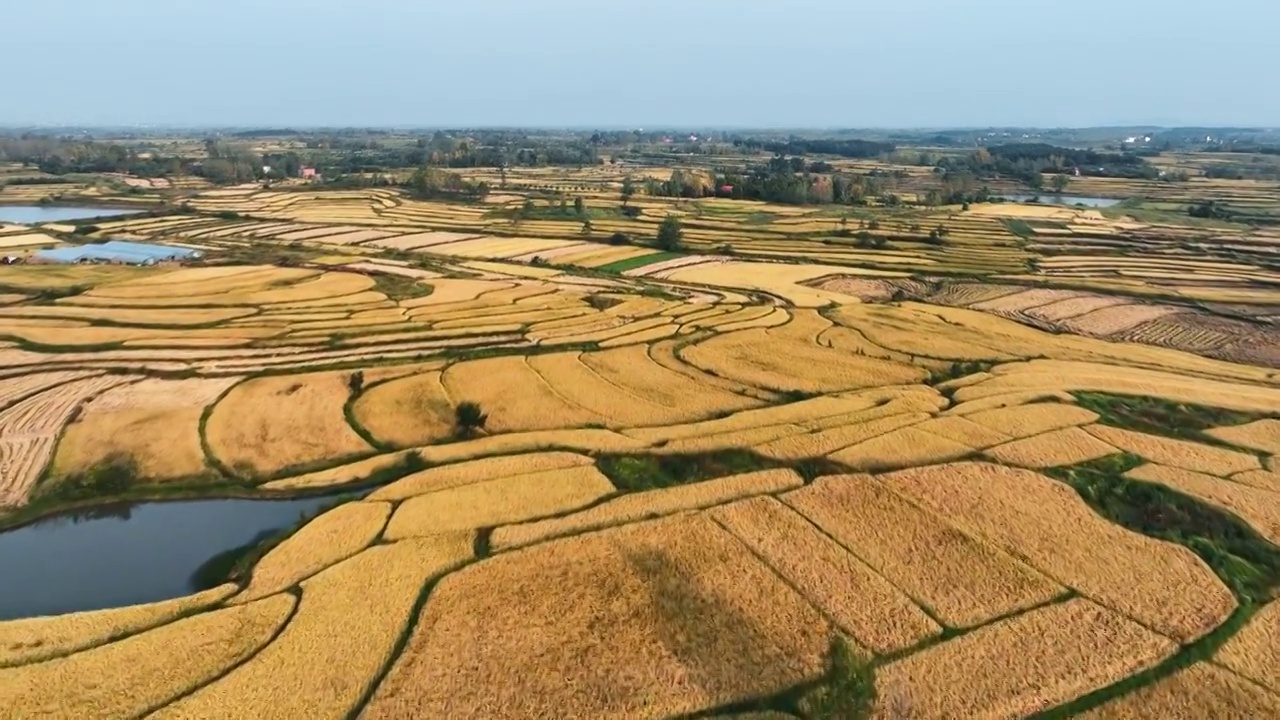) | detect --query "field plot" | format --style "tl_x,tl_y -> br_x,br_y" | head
51,377 -> 239,482
1079,663 -> 1280,719
0,594 -> 294,720
881,462 -> 1236,643
0,374 -> 136,506
873,598 -> 1176,719
205,371 -> 373,478
784,475 -> 1062,628
362,515 -> 831,720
